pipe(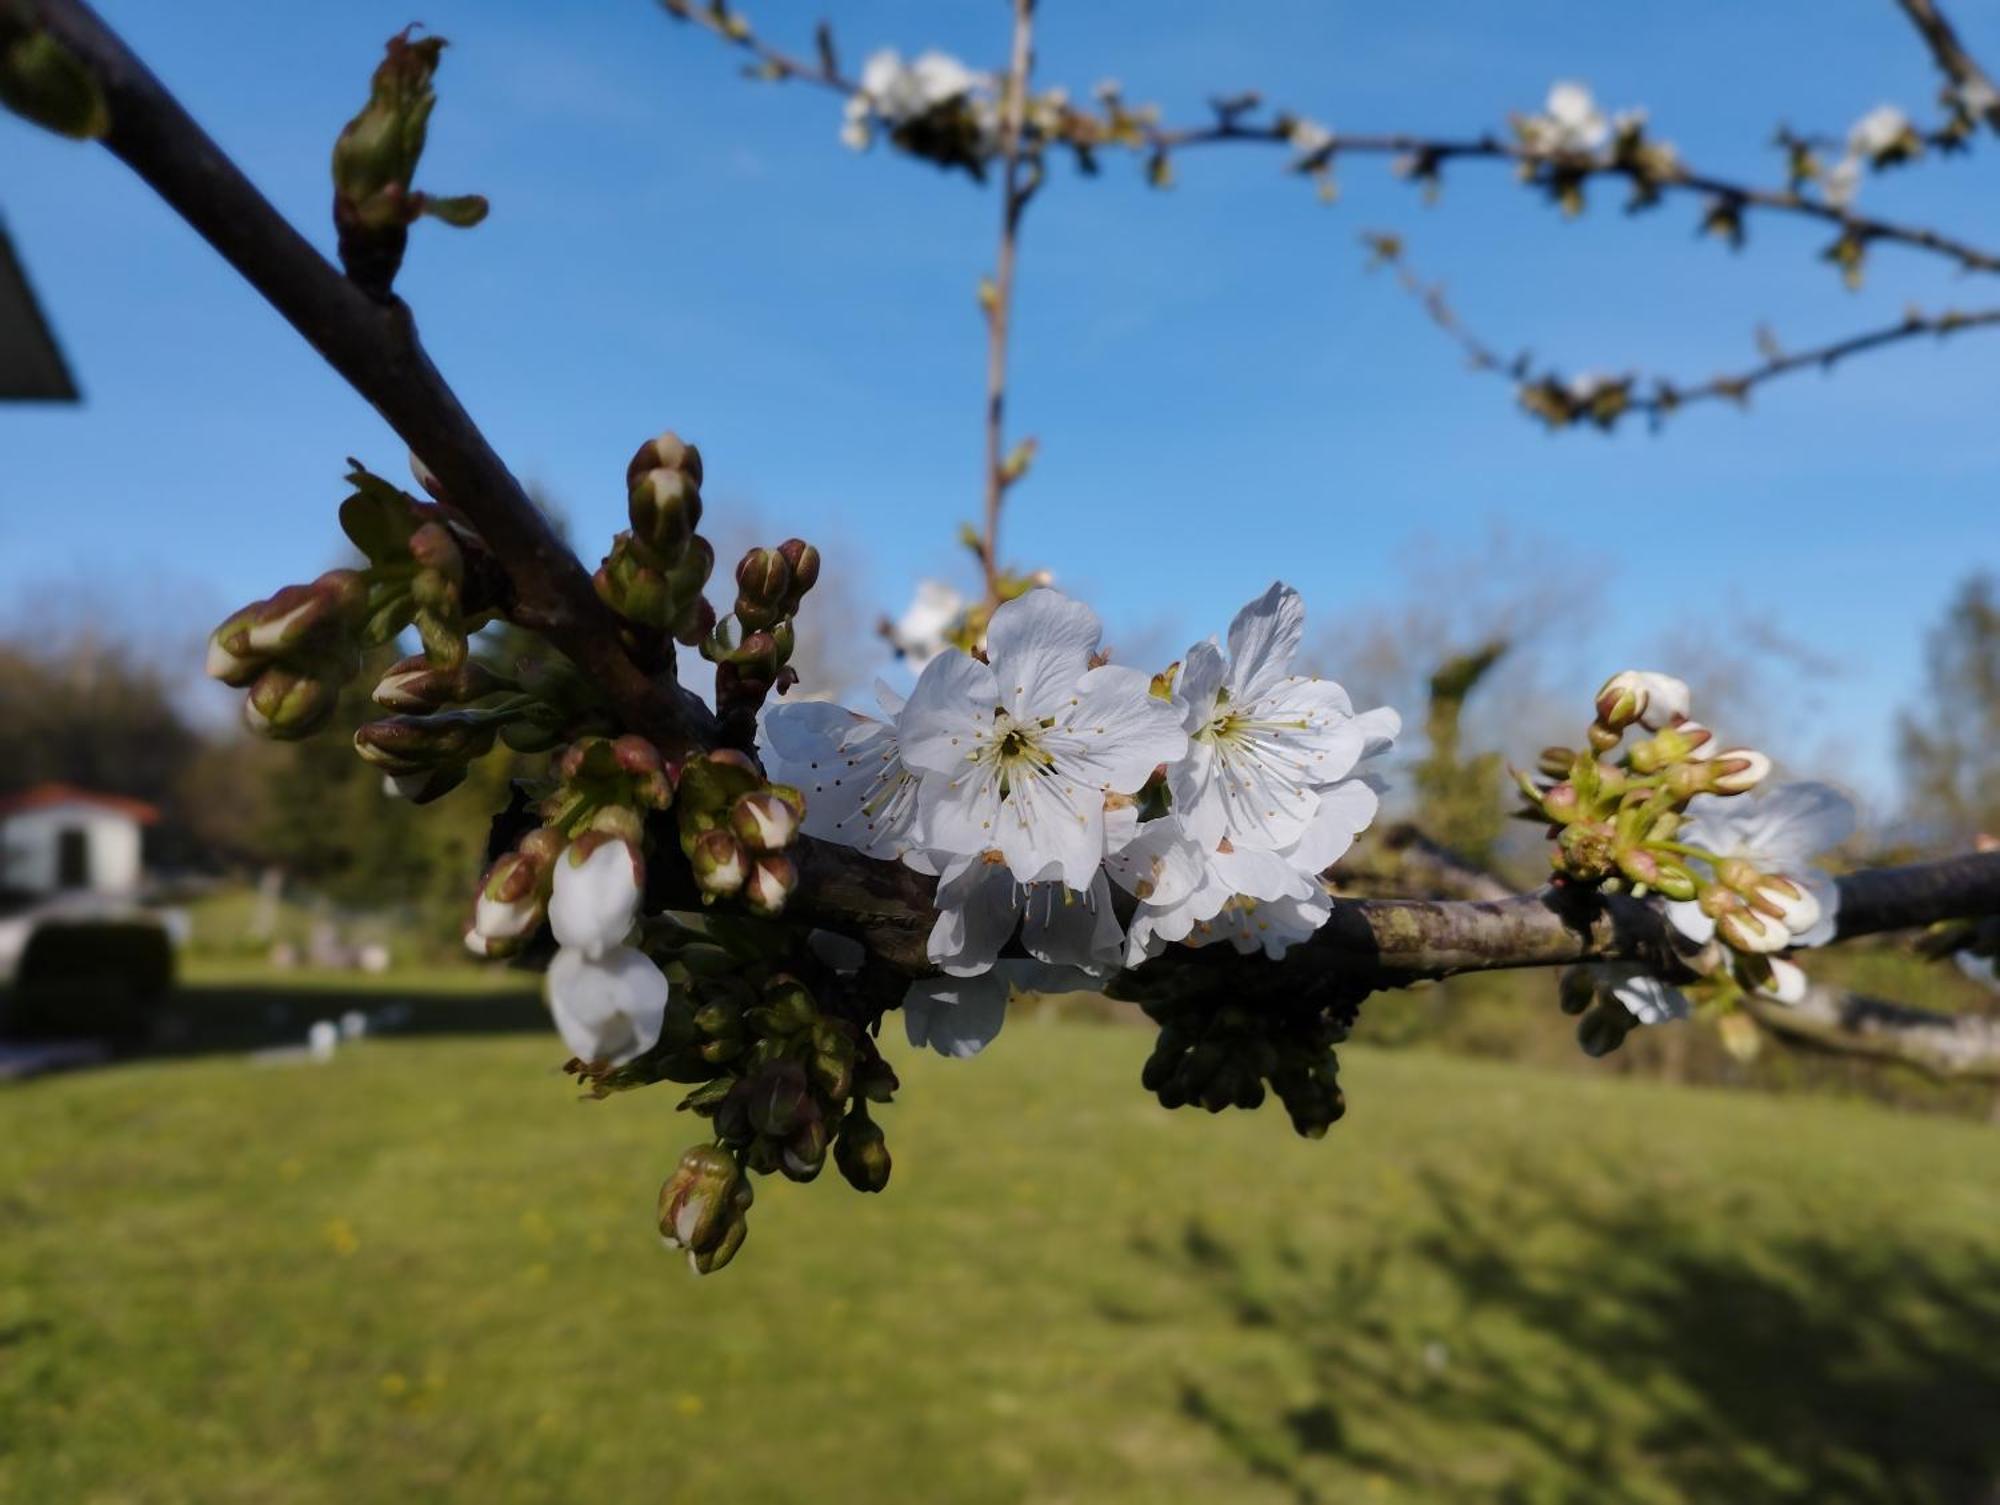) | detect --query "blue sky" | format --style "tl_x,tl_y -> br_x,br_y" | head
4,0 -> 1996,808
